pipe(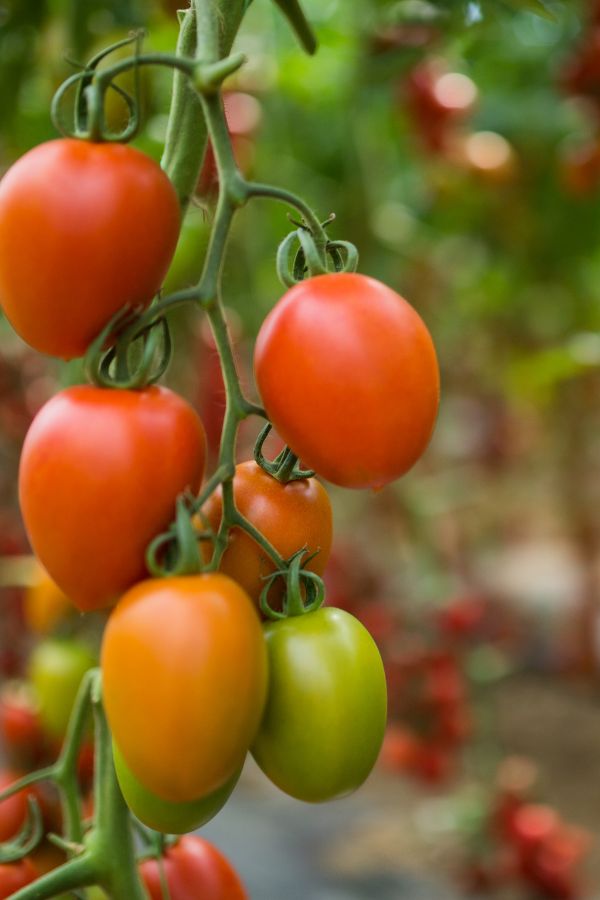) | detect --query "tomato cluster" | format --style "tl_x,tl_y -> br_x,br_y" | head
0,76 -> 440,891
558,3 -> 600,195
464,758 -> 591,900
